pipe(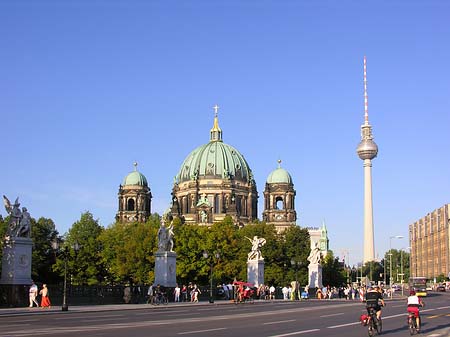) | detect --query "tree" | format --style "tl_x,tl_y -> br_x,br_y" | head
283,226 -> 310,286
54,212 -> 105,286
322,251 -> 346,287
31,217 -> 59,283
99,214 -> 159,285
